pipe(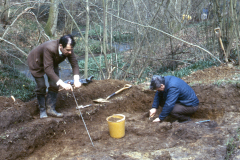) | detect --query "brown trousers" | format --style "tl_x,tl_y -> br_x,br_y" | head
169,103 -> 198,122
32,66 -> 60,95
